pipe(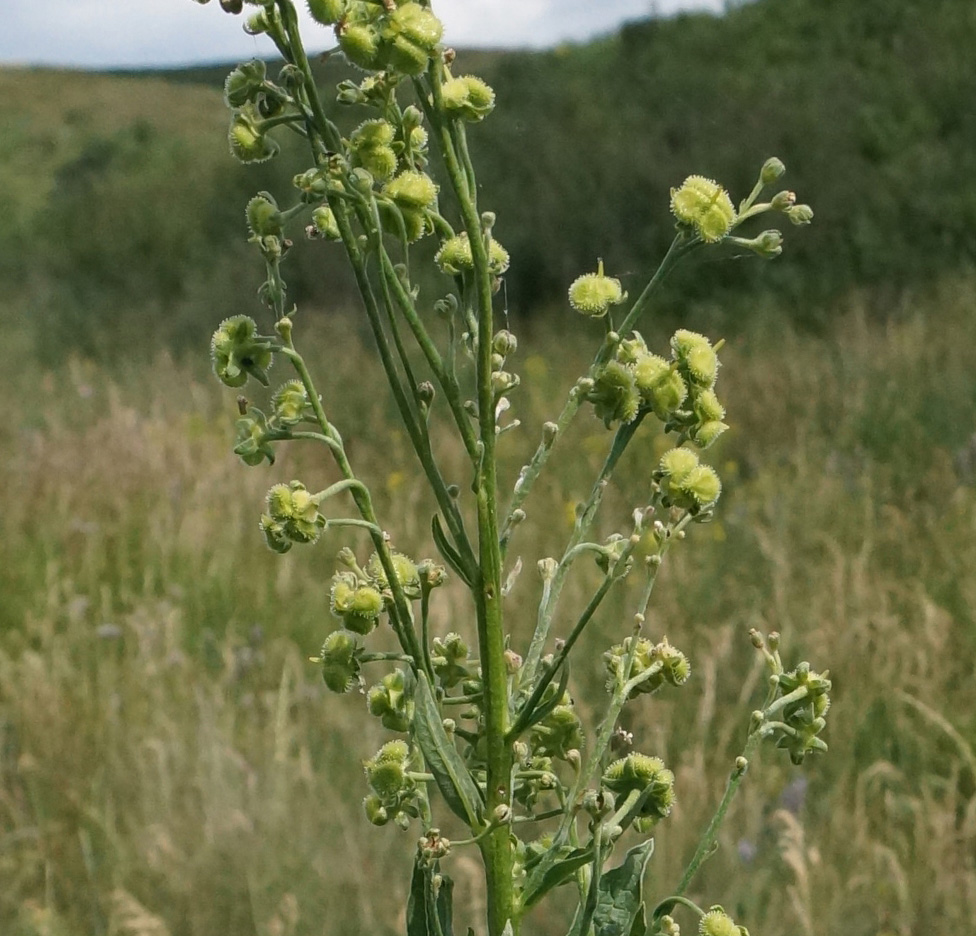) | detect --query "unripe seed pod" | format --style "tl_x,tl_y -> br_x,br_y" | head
568,261 -> 626,318
320,628 -> 361,693
674,464 -> 722,509
211,314 -> 273,387
693,420 -> 729,449
694,388 -> 725,422
602,753 -> 675,820
699,908 -> 739,936
670,175 -> 736,242
388,3 -> 443,50
311,206 -> 341,240
658,447 -> 699,482
363,794 -> 389,825
229,107 -> 279,163
382,170 -> 438,209
366,550 -> 421,598
339,23 -> 381,70
307,0 -> 346,25
259,514 -> 292,554
434,232 -> 510,275
441,74 -> 496,121
224,59 -> 266,108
